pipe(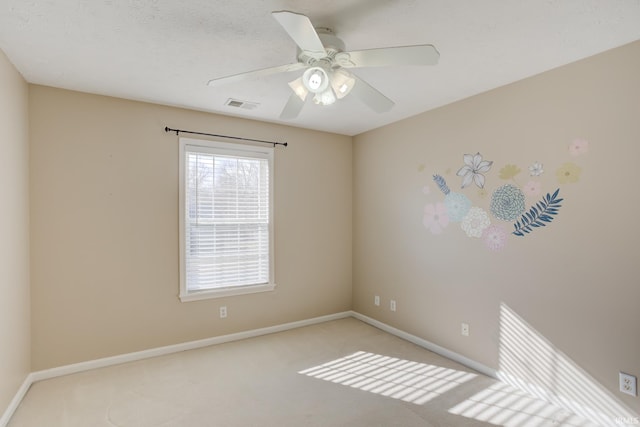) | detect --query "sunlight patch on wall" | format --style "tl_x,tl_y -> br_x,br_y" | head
298,351 -> 476,405
496,303 -> 639,427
